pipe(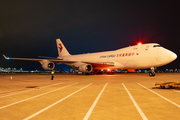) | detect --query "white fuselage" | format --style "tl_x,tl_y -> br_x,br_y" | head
5,39 -> 176,74
58,43 -> 177,70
